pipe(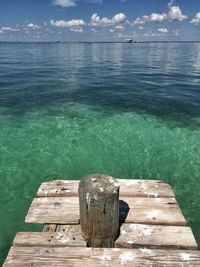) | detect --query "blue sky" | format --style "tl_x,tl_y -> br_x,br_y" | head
0,0 -> 200,41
